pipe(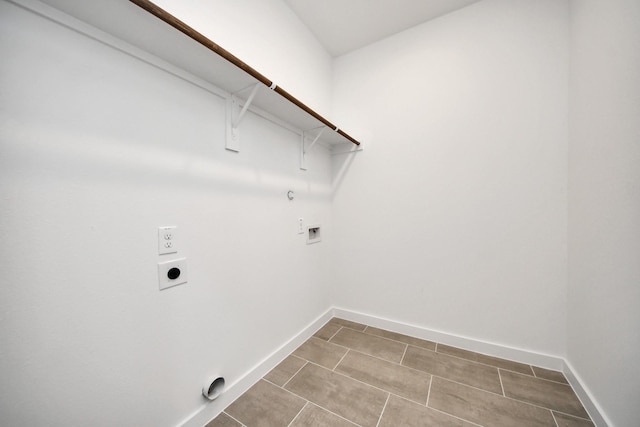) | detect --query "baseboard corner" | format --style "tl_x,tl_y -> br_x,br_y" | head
562,359 -> 611,427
